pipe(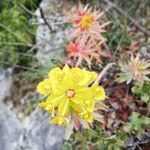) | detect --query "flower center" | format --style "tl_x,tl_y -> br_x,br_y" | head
79,13 -> 94,30
67,42 -> 79,54
66,89 -> 75,98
